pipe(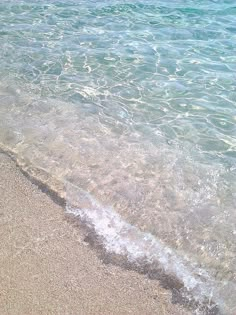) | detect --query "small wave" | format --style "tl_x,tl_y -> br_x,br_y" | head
65,183 -> 226,314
